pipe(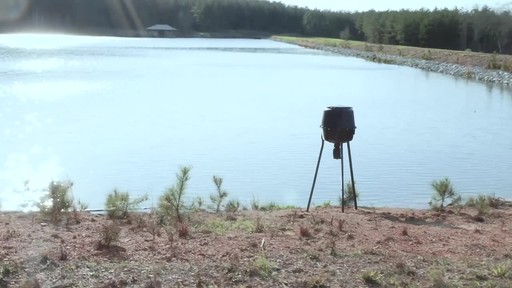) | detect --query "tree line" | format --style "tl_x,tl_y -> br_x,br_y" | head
1,0 -> 511,54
